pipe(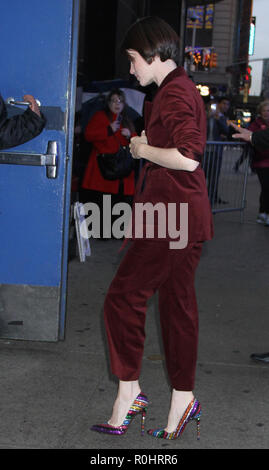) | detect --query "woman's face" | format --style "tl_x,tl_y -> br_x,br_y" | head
127,49 -> 154,87
108,94 -> 125,115
261,105 -> 269,123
